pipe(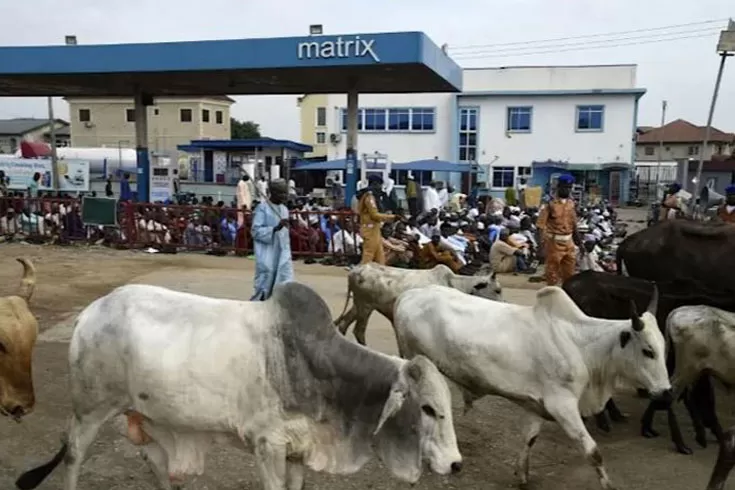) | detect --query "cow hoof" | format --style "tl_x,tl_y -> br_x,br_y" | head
641,427 -> 659,438
675,444 -> 693,455
609,412 -> 628,423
